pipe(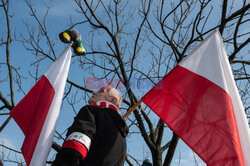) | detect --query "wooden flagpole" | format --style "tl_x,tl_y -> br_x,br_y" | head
122,100 -> 142,120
